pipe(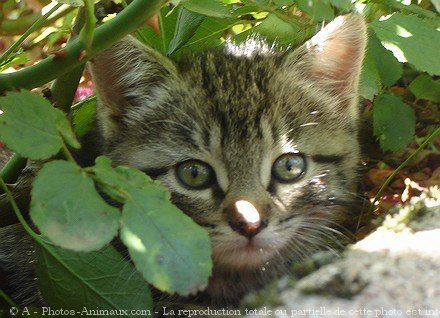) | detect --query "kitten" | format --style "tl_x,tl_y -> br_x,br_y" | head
89,14 -> 366,305
0,14 -> 366,308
